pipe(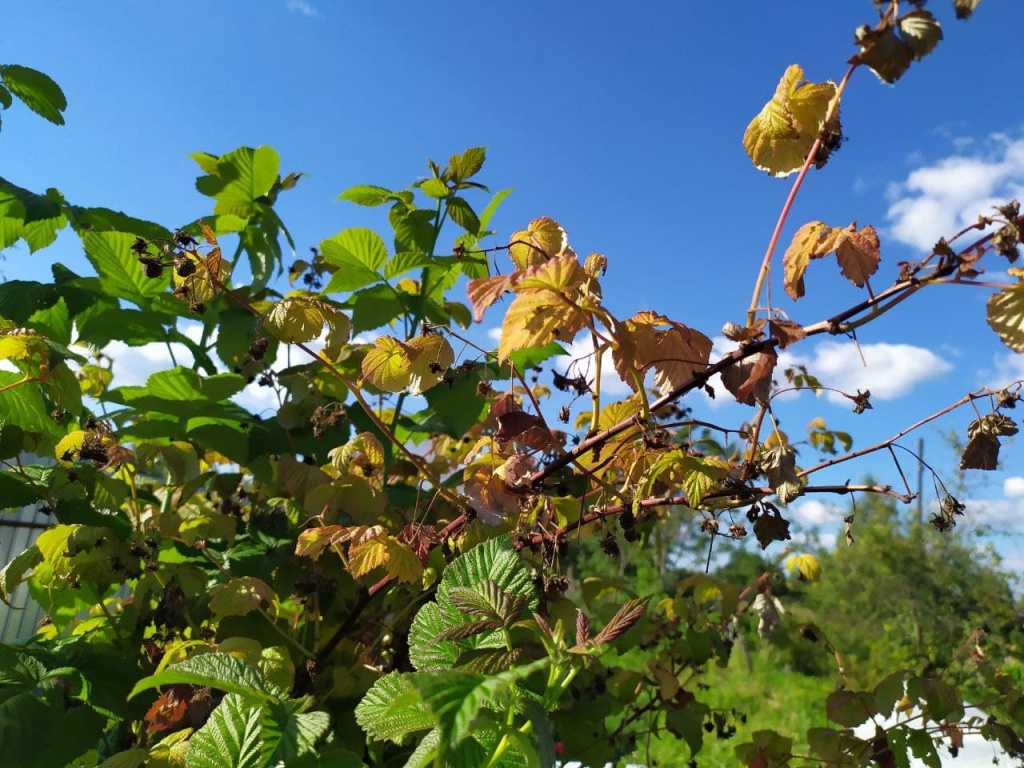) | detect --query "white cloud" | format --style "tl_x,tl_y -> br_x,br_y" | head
786,341 -> 952,405
285,0 -> 318,17
983,351 -> 1024,390
789,499 -> 841,527
886,135 -> 1024,251
1004,477 -> 1024,498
